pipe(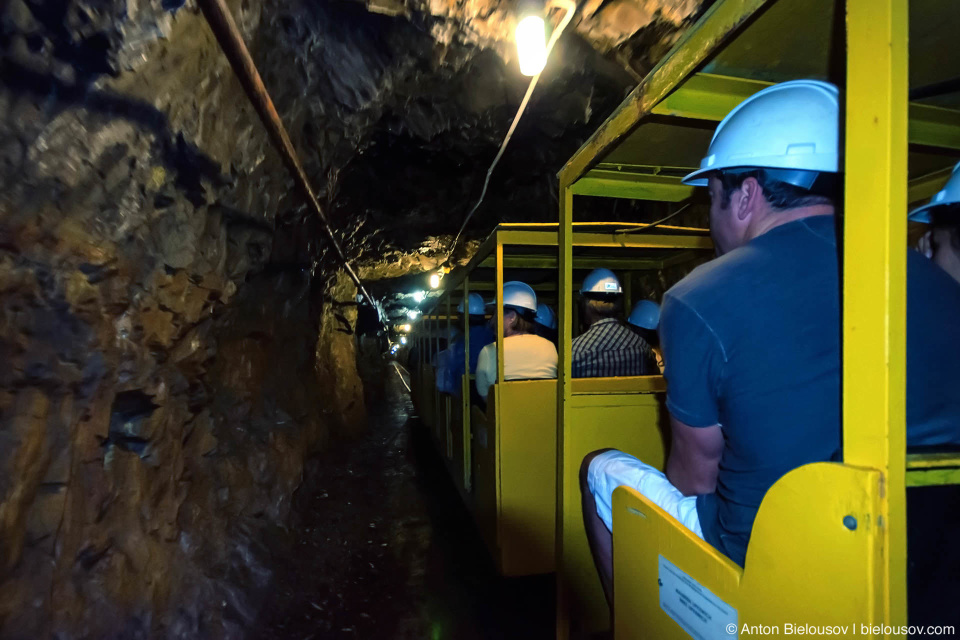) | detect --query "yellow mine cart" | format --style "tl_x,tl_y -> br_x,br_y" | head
412,223 -> 711,576
555,0 -> 960,637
